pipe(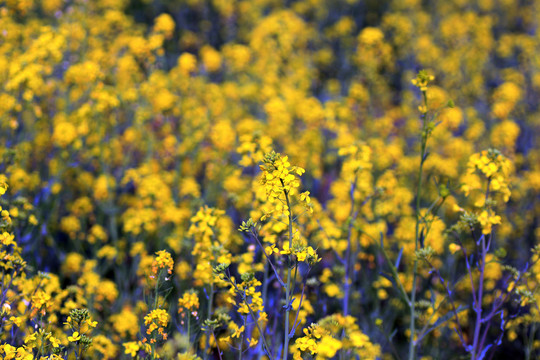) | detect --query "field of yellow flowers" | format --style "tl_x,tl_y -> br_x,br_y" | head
1,0 -> 540,359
